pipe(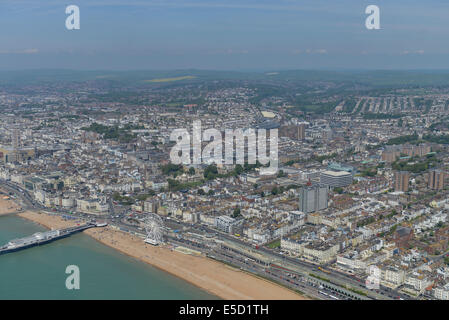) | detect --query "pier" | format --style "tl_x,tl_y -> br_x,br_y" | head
0,222 -> 106,255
